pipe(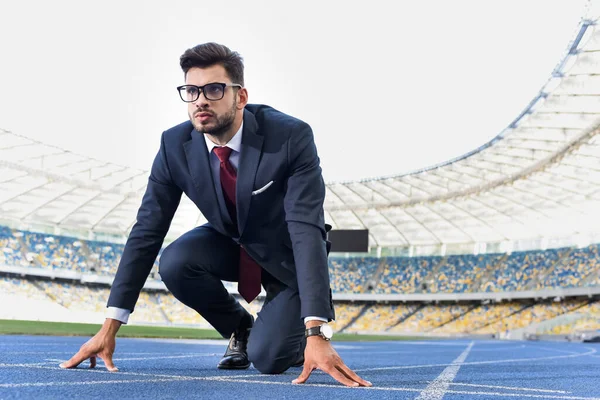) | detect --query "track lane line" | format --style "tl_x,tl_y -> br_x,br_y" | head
415,341 -> 474,400
207,378 -> 600,399
443,382 -> 569,393
355,346 -> 597,372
